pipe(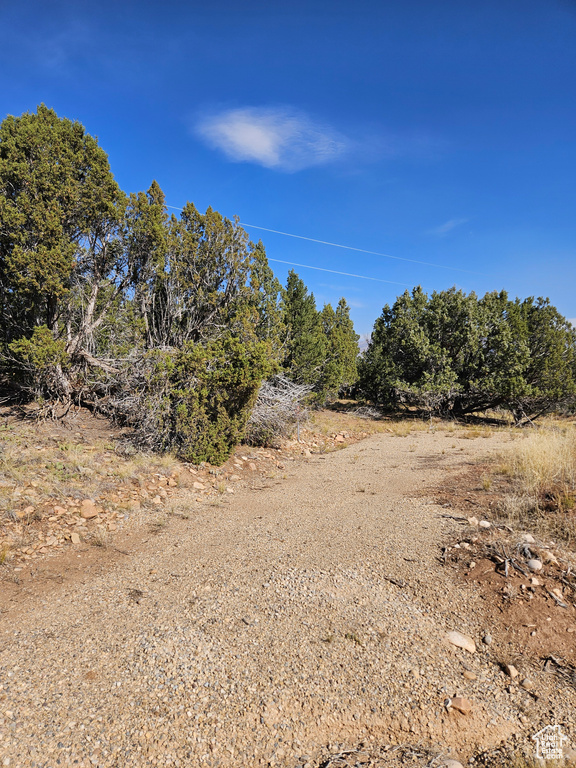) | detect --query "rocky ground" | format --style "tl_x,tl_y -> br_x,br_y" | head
1,414 -> 575,767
